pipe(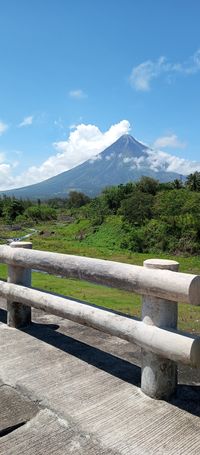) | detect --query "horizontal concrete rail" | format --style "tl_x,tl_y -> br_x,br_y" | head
0,279 -> 200,367
0,245 -> 200,305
